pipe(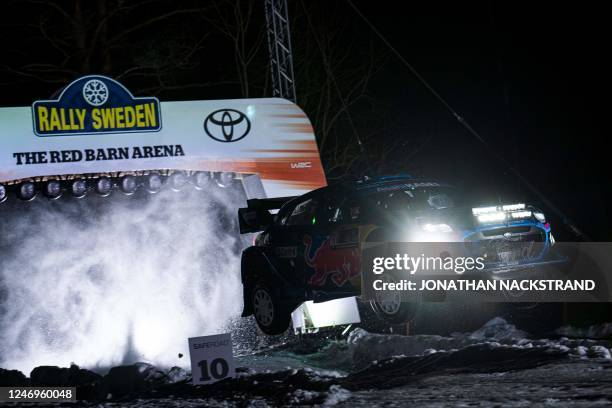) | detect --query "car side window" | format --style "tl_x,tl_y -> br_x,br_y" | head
330,198 -> 361,225
276,204 -> 294,226
328,199 -> 344,224
286,198 -> 319,226
321,196 -> 342,225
